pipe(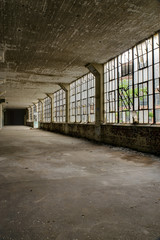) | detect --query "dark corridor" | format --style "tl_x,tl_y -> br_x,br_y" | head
4,109 -> 26,125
